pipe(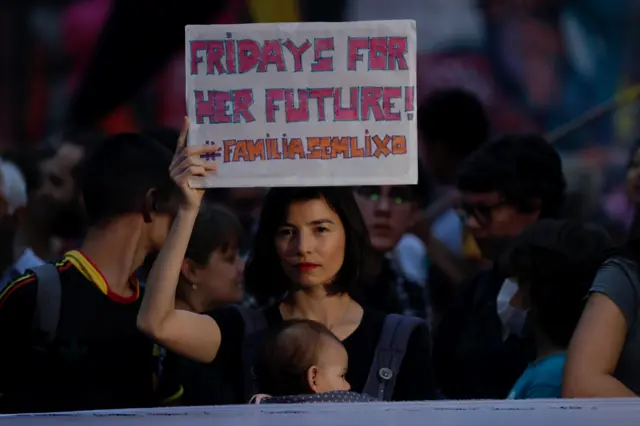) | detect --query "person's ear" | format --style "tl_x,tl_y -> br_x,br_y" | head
180,258 -> 201,286
143,188 -> 159,223
306,365 -> 320,393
